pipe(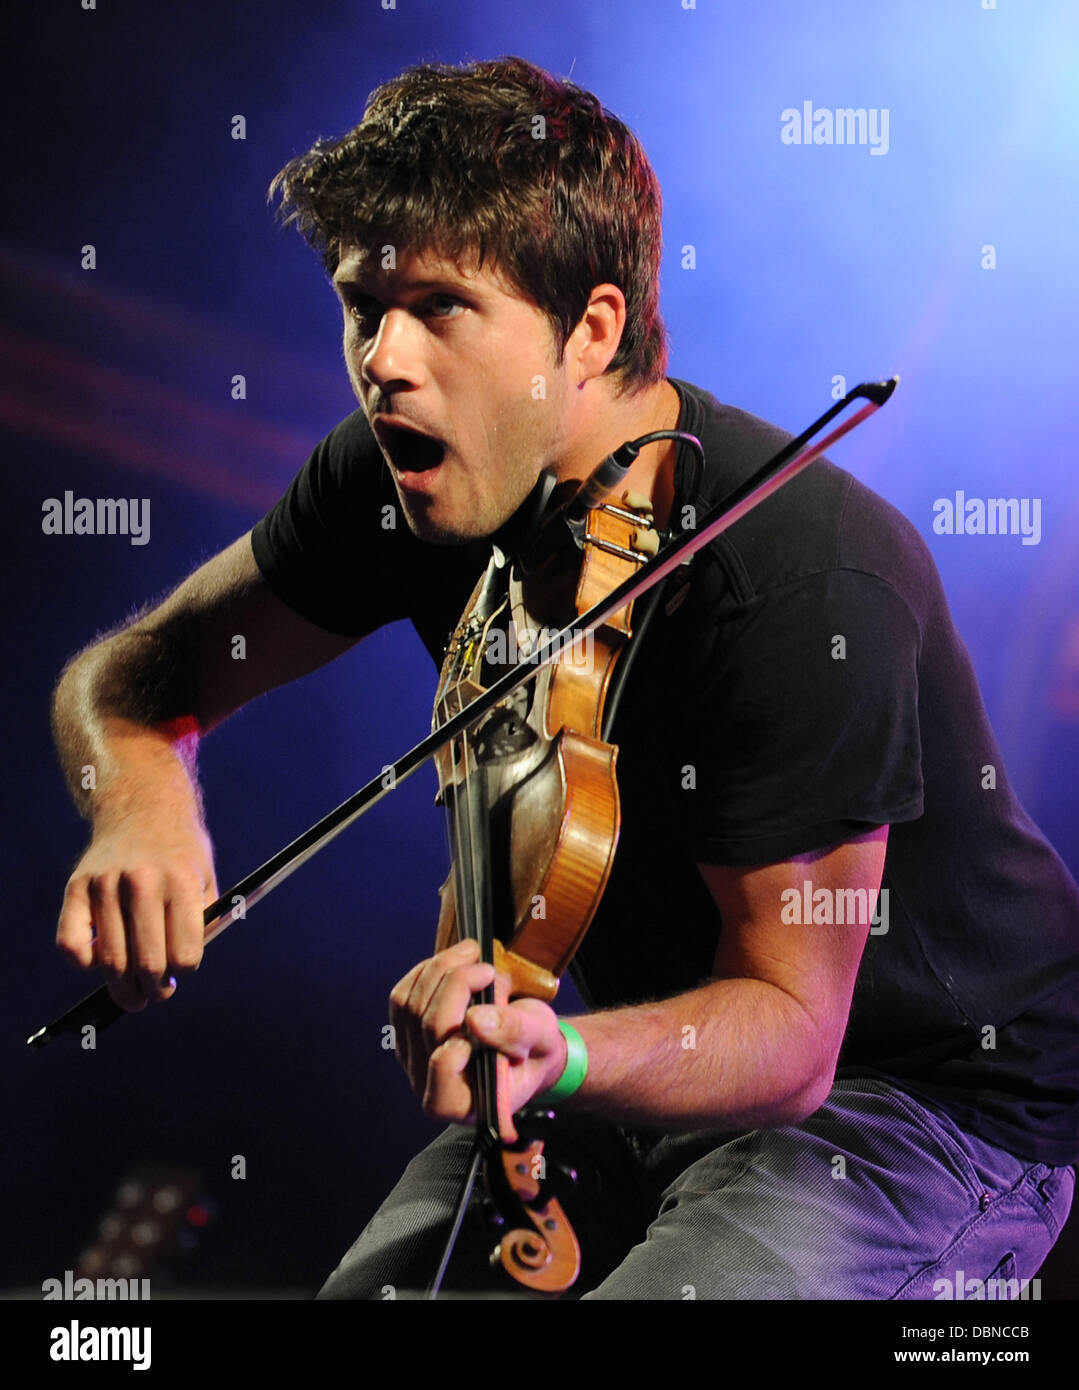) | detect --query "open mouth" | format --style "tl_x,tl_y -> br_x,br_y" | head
377,423 -> 447,477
